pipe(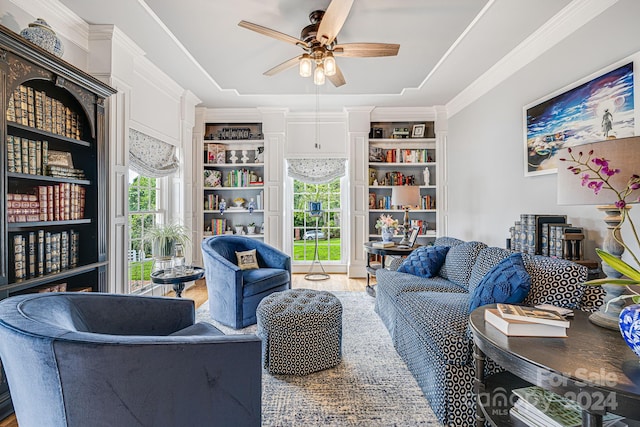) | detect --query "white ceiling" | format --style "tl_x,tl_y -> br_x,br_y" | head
58,0 -> 574,111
